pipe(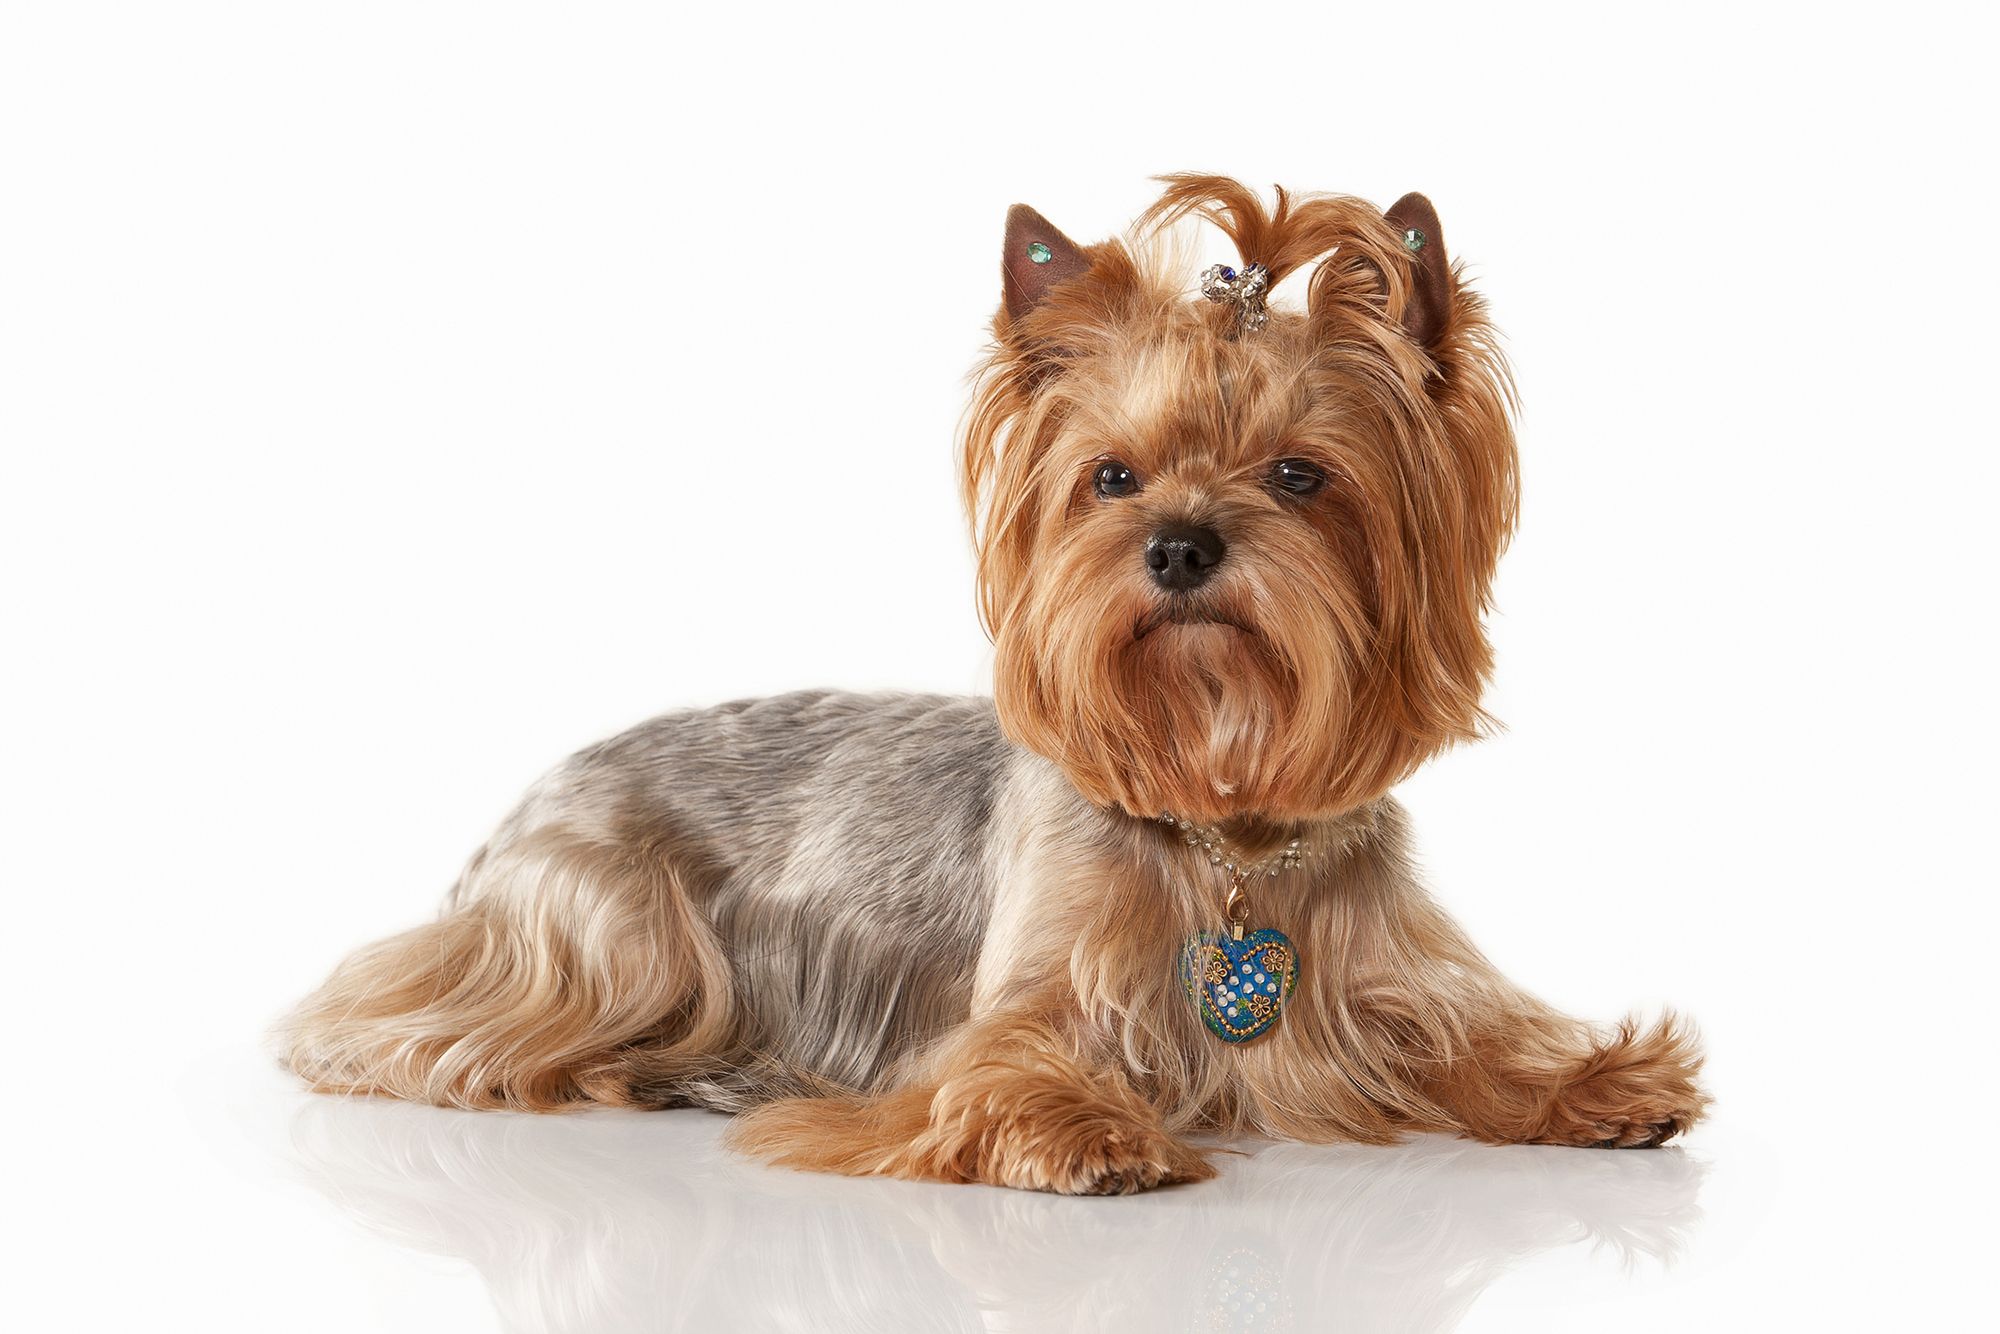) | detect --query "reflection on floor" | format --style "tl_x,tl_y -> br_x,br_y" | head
268,1089 -> 1706,1333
